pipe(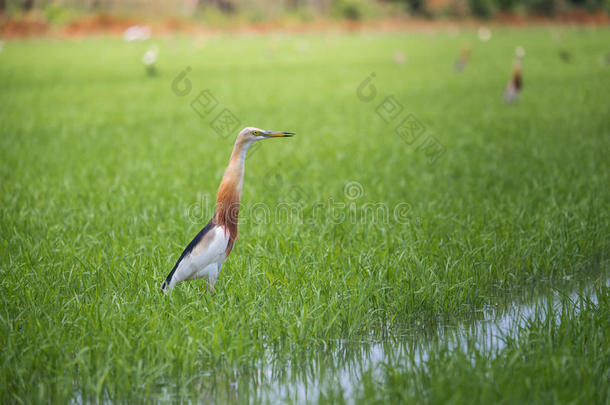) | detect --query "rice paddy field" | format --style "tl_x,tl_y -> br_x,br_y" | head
1,27 -> 609,403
